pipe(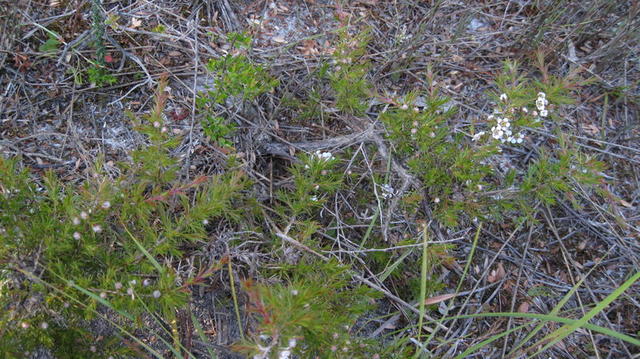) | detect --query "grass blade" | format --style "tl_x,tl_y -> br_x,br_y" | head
528,270 -> 640,355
